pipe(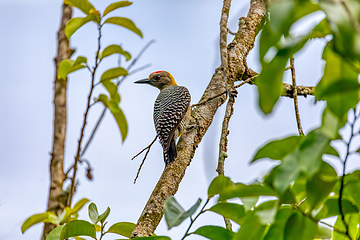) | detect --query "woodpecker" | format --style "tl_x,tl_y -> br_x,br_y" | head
135,71 -> 191,166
